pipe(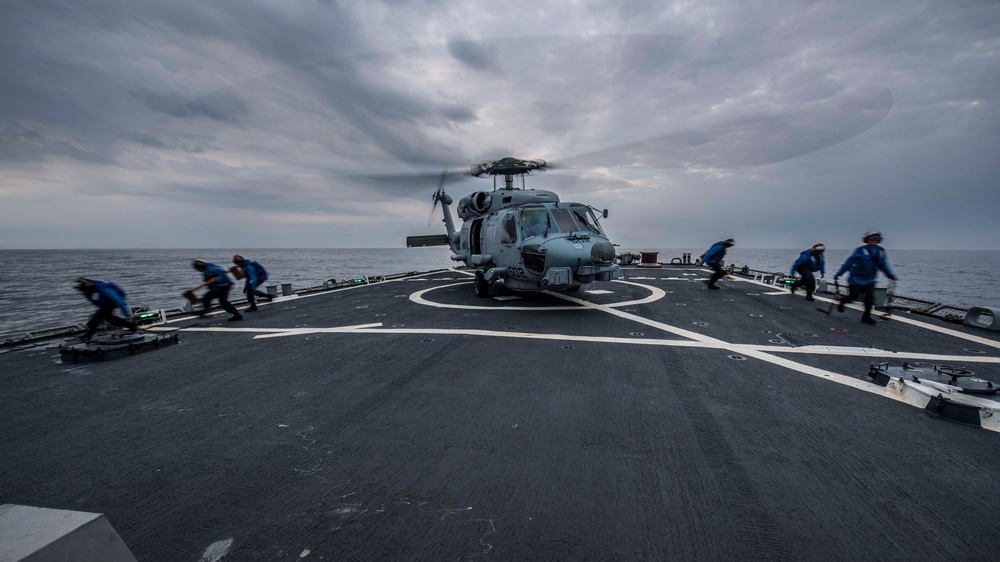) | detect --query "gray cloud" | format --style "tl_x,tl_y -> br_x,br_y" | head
1,1 -> 998,249
447,39 -> 503,73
